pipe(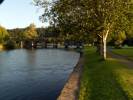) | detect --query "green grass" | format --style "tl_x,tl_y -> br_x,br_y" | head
112,47 -> 133,60
79,47 -> 133,100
